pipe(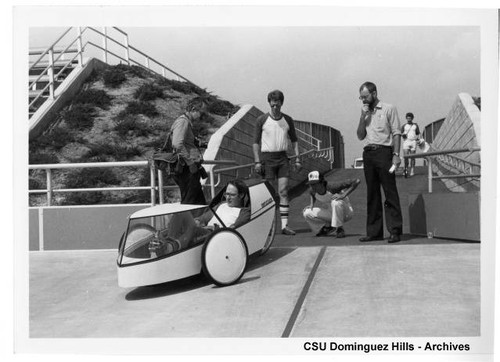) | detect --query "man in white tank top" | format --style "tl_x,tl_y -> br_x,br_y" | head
302,171 -> 360,237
